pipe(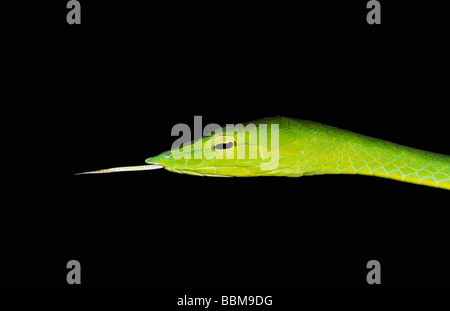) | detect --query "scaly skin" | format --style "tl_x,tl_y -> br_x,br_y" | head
146,117 -> 450,190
